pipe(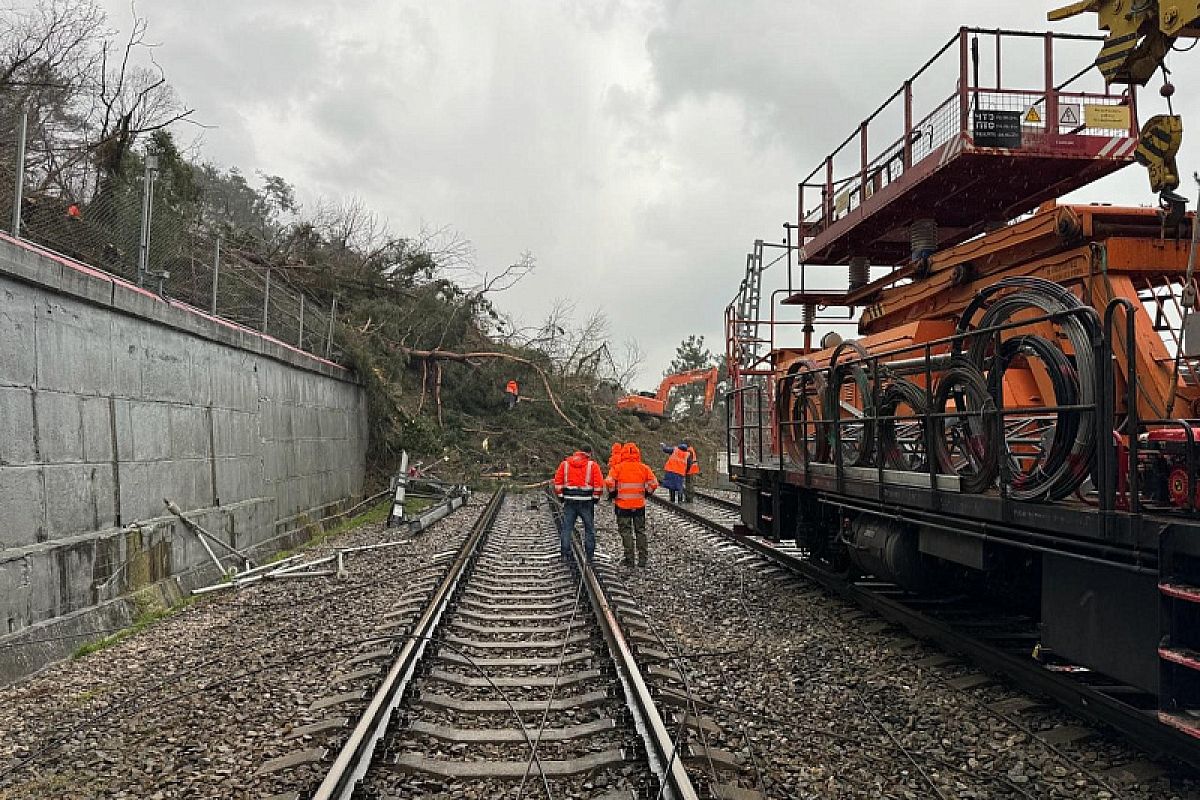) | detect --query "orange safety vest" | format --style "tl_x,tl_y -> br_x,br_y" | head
664,447 -> 689,476
607,458 -> 658,510
554,453 -> 604,501
686,446 -> 700,475
506,380 -> 518,395
607,443 -> 624,473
